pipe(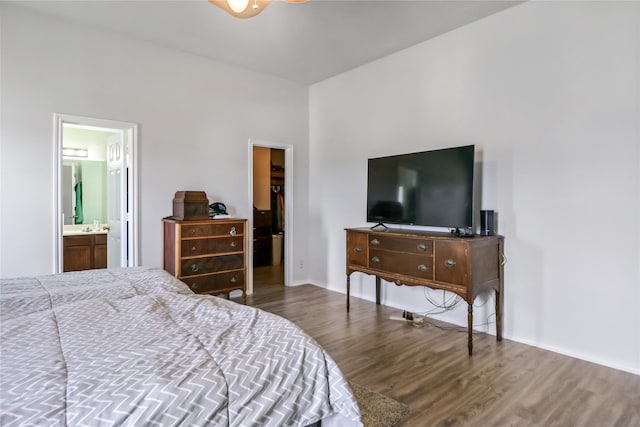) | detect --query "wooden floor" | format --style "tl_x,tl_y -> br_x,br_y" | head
242,275 -> 640,426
